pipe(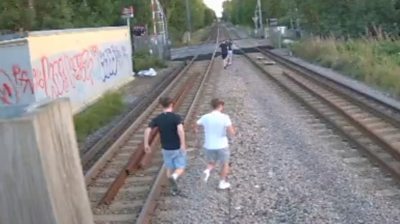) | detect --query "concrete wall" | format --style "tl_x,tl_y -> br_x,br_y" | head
0,26 -> 134,113
0,39 -> 34,106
